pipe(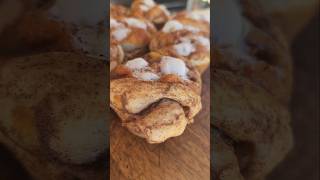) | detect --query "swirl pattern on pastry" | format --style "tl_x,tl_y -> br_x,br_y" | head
110,53 -> 202,143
